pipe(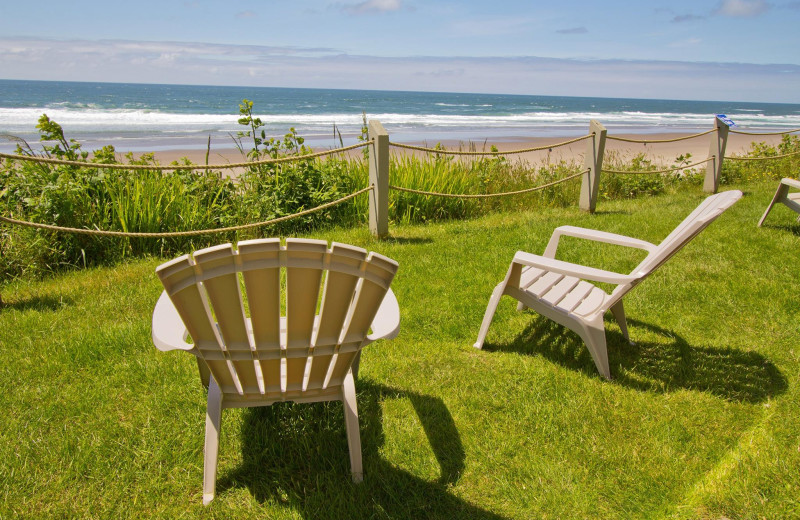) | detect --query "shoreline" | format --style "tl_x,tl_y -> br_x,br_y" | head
139,131 -> 786,171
